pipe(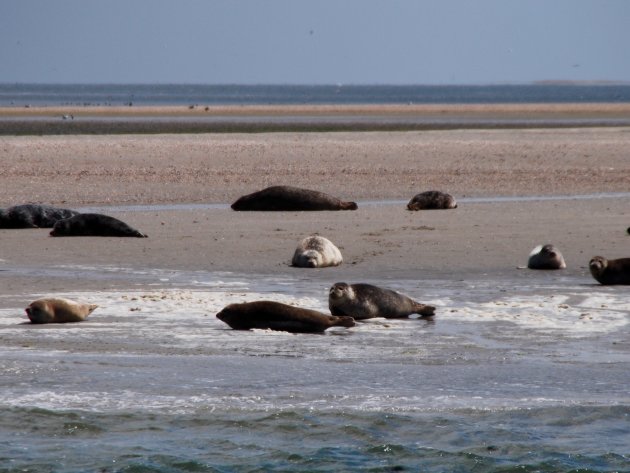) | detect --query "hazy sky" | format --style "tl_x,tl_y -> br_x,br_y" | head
1,0 -> 628,84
